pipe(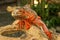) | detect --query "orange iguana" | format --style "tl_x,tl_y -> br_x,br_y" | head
7,5 -> 52,40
